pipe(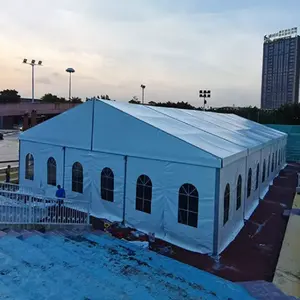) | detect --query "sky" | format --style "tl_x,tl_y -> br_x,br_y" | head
0,0 -> 299,107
